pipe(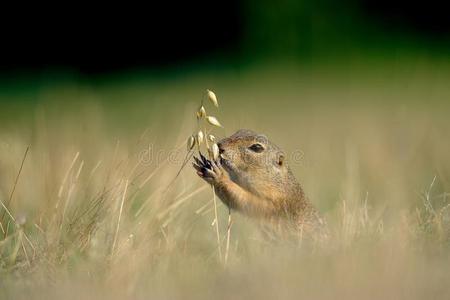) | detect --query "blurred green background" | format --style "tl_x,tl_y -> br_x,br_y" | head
1,0 -> 449,77
1,0 -> 449,148
0,0 -> 448,123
